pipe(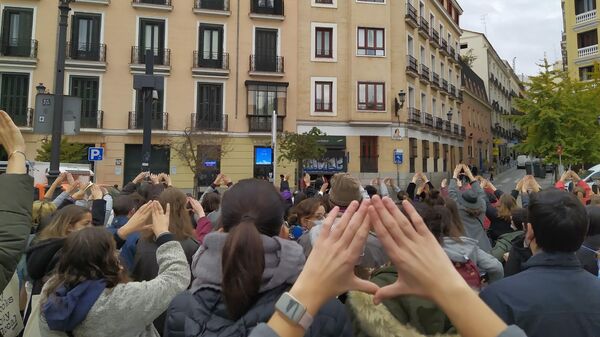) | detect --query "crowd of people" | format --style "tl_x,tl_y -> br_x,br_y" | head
1,108 -> 600,337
